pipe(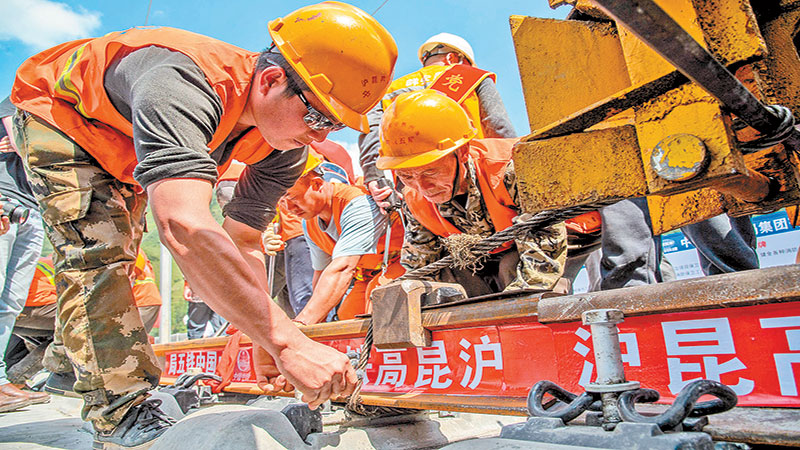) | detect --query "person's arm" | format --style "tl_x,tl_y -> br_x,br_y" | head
476,77 -> 517,138
503,160 -> 567,290
357,102 -> 399,211
357,102 -> 386,185
223,217 -> 269,288
294,255 -> 360,325
311,270 -> 322,289
296,195 -> 385,323
148,178 -> 355,408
